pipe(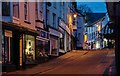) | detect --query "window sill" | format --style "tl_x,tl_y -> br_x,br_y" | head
13,16 -> 20,21
35,19 -> 44,23
24,20 -> 31,24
